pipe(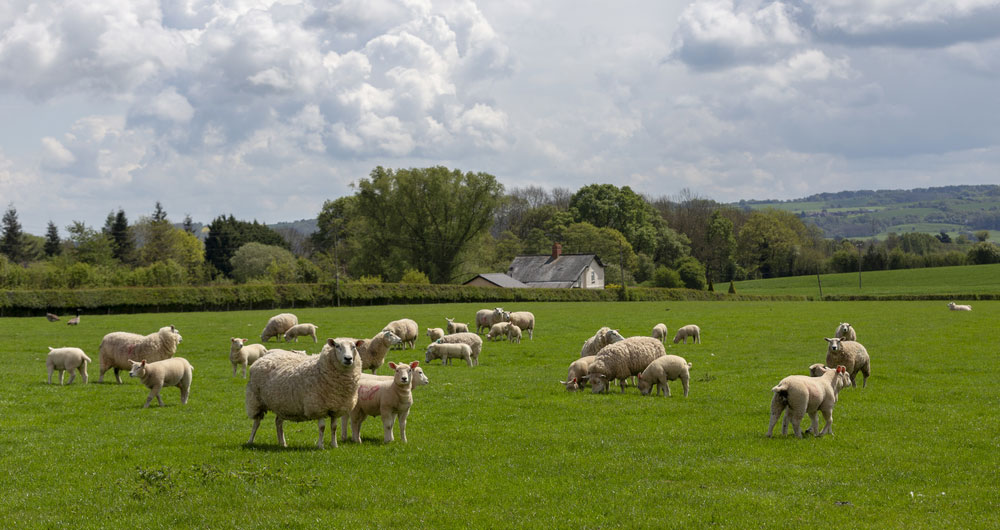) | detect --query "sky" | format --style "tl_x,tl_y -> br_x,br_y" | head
2,0 -> 1000,235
